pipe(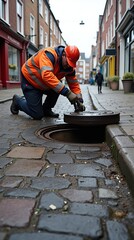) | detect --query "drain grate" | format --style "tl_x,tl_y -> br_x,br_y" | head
36,124 -> 106,144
